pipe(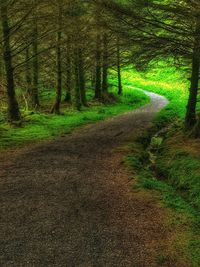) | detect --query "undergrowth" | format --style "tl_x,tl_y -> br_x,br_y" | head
126,134 -> 200,266
125,61 -> 200,266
